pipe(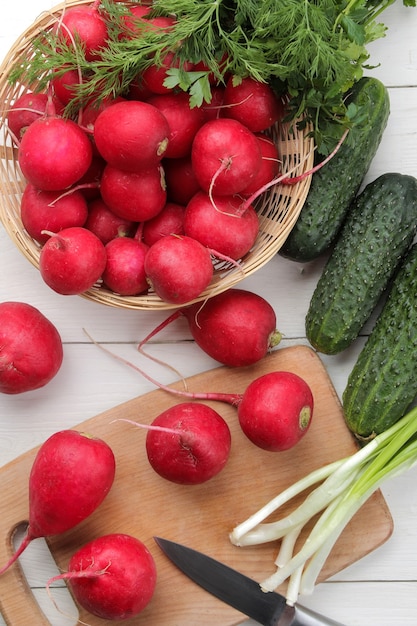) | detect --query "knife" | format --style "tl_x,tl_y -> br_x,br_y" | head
154,537 -> 347,626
